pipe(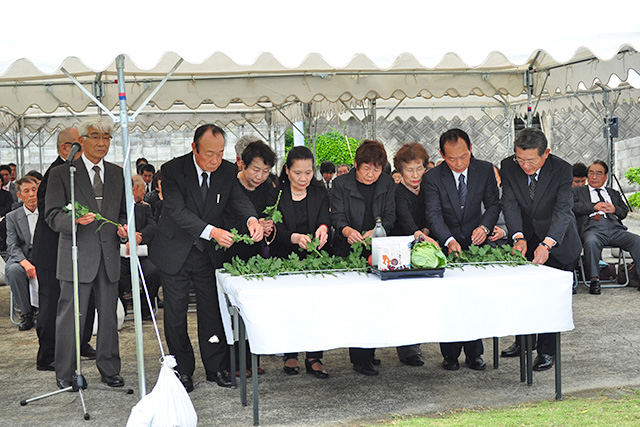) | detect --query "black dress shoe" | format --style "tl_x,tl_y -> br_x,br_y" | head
500,342 -> 521,358
589,280 -> 601,295
353,362 -> 379,376
101,374 -> 125,387
81,344 -> 97,360
400,355 -> 425,367
37,362 -> 55,371
465,356 -> 486,370
19,313 -> 34,331
207,370 -> 233,387
177,373 -> 194,392
442,356 -> 460,371
56,378 -> 78,392
305,358 -> 329,379
371,357 -> 381,366
532,353 -> 554,371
